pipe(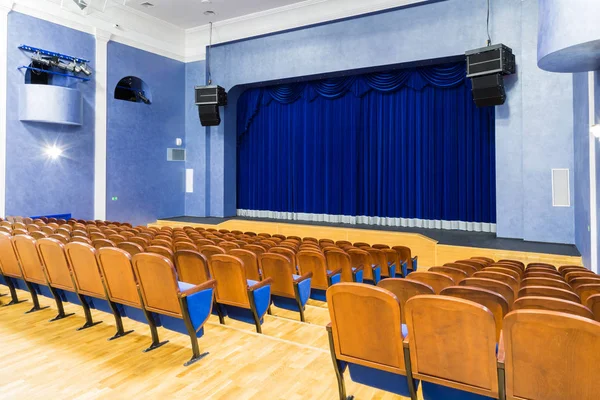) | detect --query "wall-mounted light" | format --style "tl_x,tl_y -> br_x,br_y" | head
45,145 -> 63,160
591,124 -> 600,139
